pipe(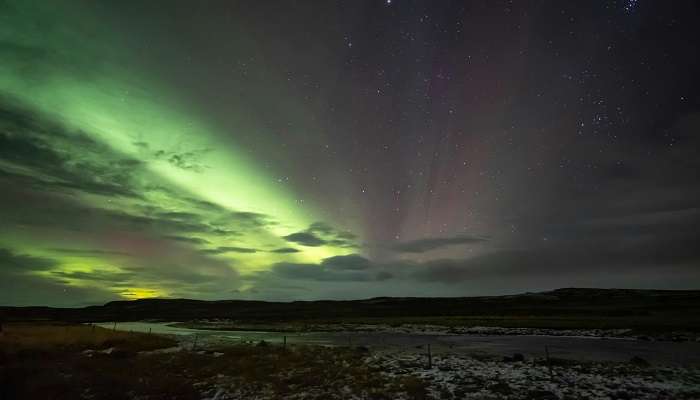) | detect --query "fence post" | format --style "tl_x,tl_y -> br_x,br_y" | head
427,344 -> 432,369
192,334 -> 199,351
283,335 -> 287,348
113,321 -> 117,331
148,327 -> 152,335
545,345 -> 553,379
